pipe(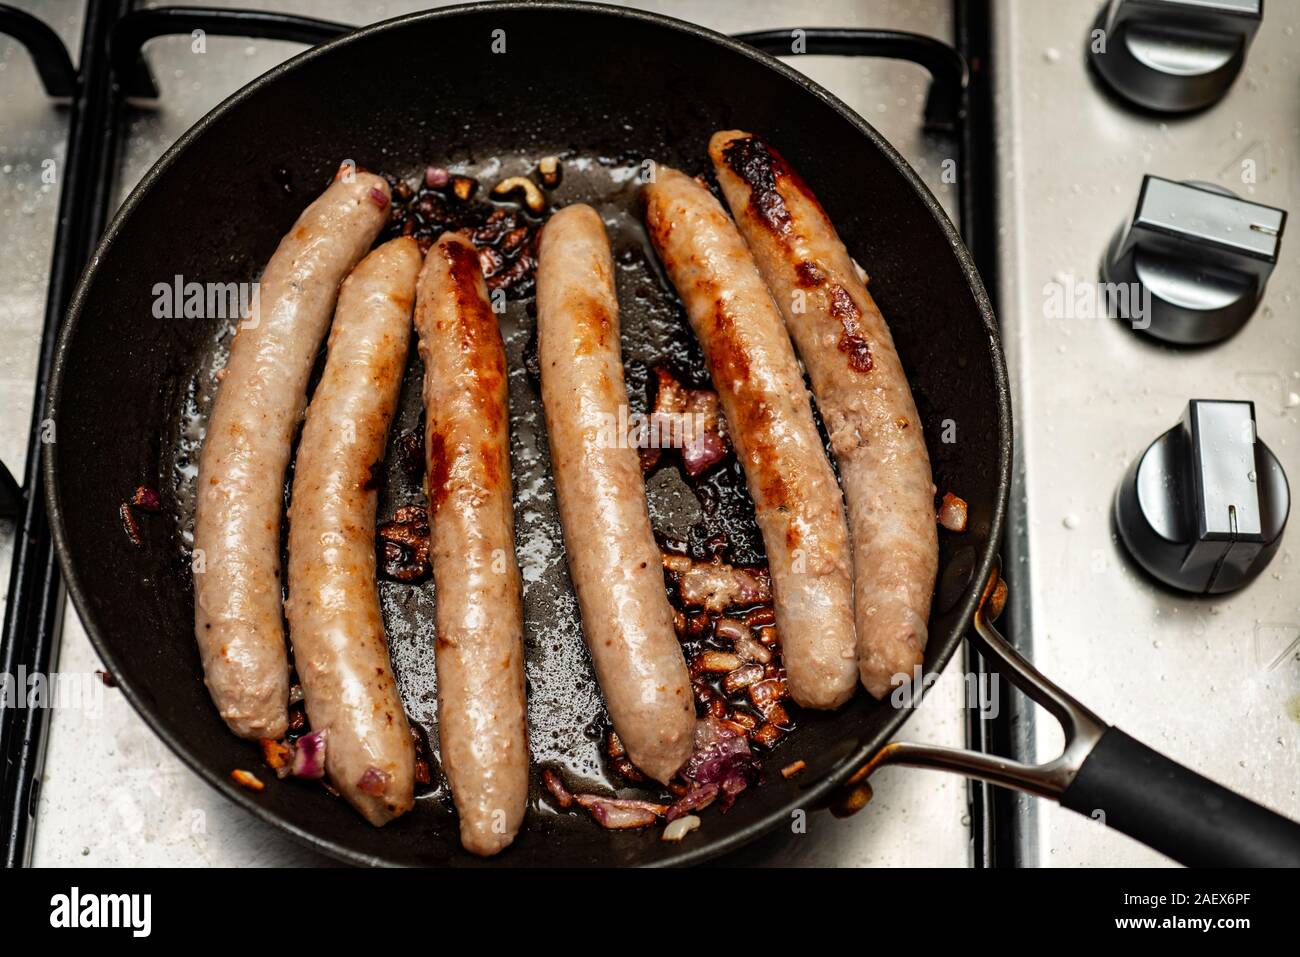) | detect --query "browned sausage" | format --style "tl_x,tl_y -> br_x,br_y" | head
415,231 -> 528,856
643,167 -> 858,710
536,204 -> 695,781
194,170 -> 390,739
710,130 -> 938,698
285,237 -> 421,826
